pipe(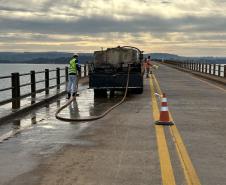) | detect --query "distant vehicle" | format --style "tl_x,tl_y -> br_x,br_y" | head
89,46 -> 144,96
